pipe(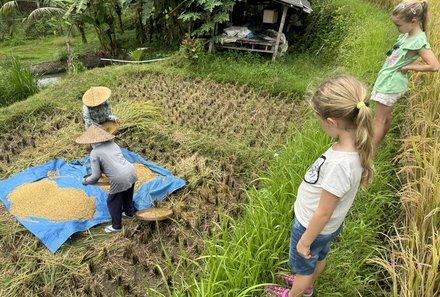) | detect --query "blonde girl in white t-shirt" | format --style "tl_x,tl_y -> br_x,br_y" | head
265,76 -> 374,297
